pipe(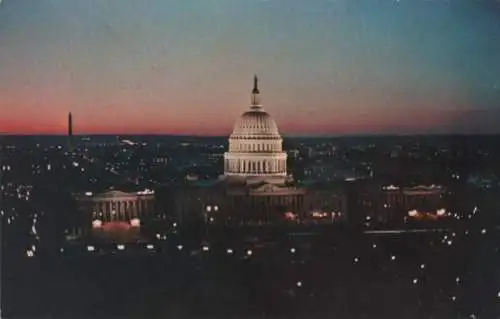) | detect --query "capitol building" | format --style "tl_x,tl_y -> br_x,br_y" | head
164,76 -> 321,225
